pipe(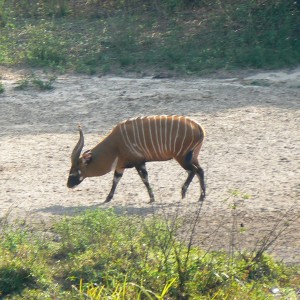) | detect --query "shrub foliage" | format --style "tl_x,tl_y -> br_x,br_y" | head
0,209 -> 299,299
0,0 -> 299,74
